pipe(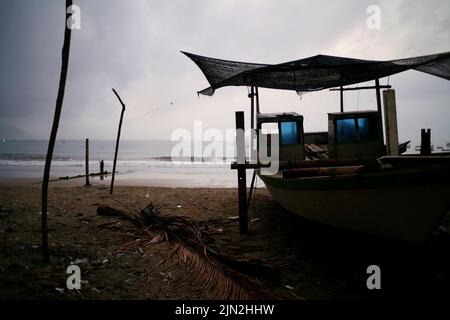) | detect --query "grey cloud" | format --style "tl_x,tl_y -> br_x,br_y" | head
0,0 -> 449,142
